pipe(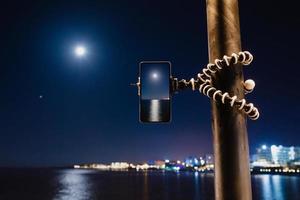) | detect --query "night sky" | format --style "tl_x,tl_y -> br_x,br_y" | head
0,0 -> 299,167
